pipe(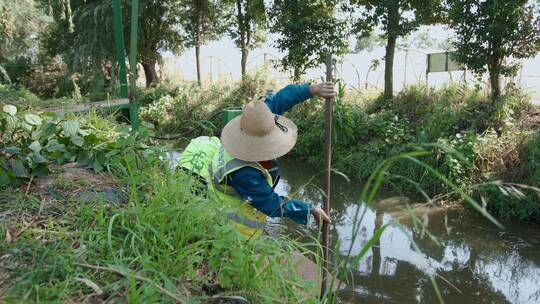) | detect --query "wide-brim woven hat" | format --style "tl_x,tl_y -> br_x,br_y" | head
221,100 -> 298,162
